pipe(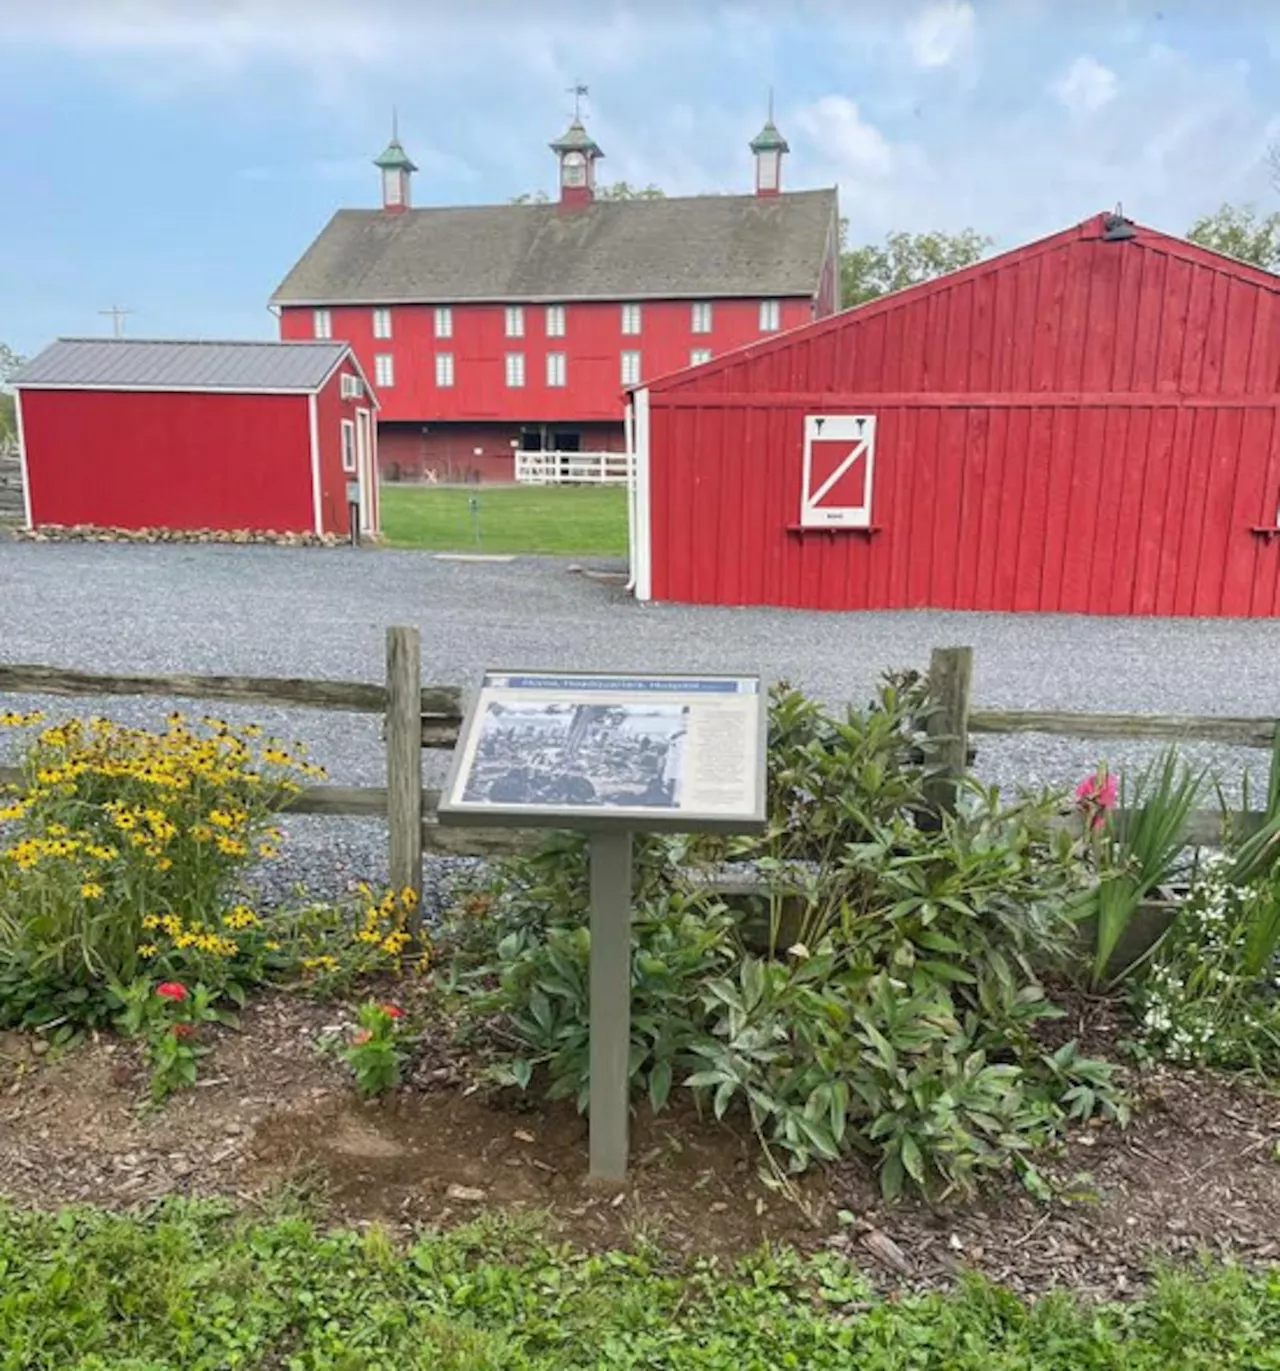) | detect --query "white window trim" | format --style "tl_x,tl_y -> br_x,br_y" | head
759,299 -> 781,332
691,302 -> 712,334
546,352 -> 566,387
505,305 -> 525,338
374,353 -> 395,388
436,352 -> 454,387
621,350 -> 642,386
313,308 -> 332,340
546,305 -> 565,337
621,303 -> 642,335
690,348 -> 712,366
372,307 -> 392,339
434,306 -> 453,339
340,418 -> 357,474
505,352 -> 526,388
